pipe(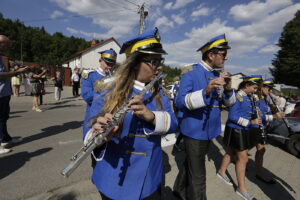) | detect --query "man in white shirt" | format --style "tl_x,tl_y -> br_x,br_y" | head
71,68 -> 80,97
